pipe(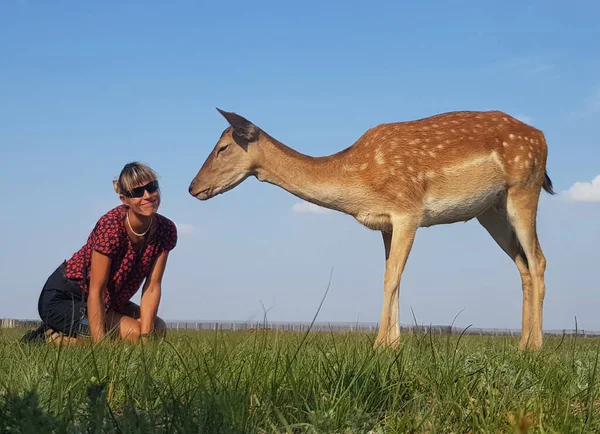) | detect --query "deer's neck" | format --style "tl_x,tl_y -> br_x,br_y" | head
254,138 -> 353,213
